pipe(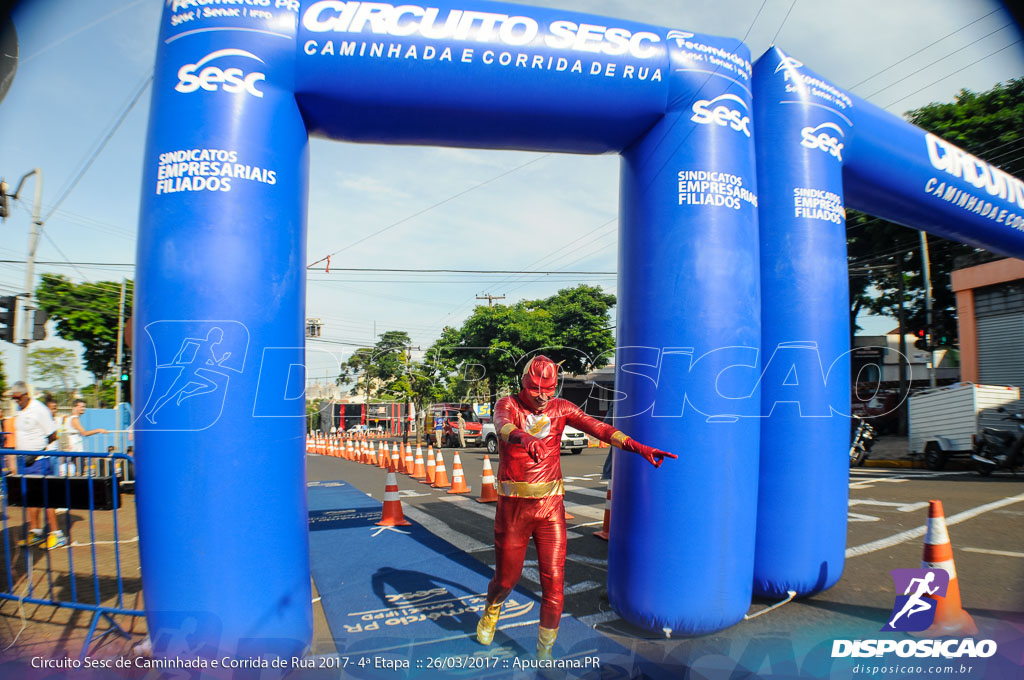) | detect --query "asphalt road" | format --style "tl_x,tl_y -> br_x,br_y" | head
306,443 -> 1024,674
